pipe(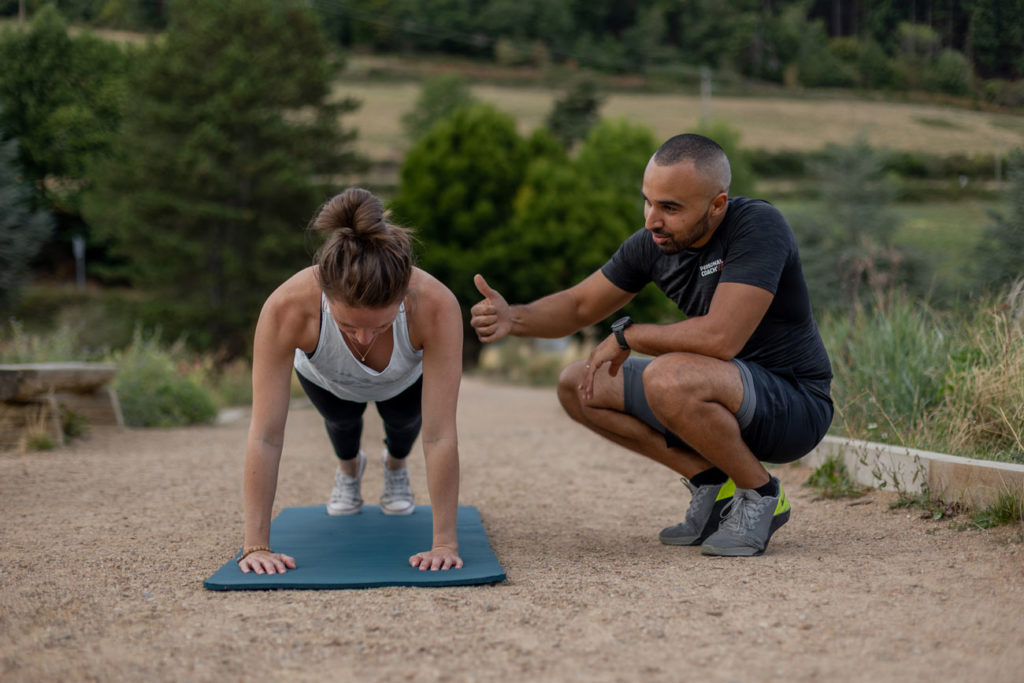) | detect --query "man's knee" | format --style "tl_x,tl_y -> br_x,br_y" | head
557,360 -> 585,413
642,353 -> 743,419
641,354 -> 704,416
